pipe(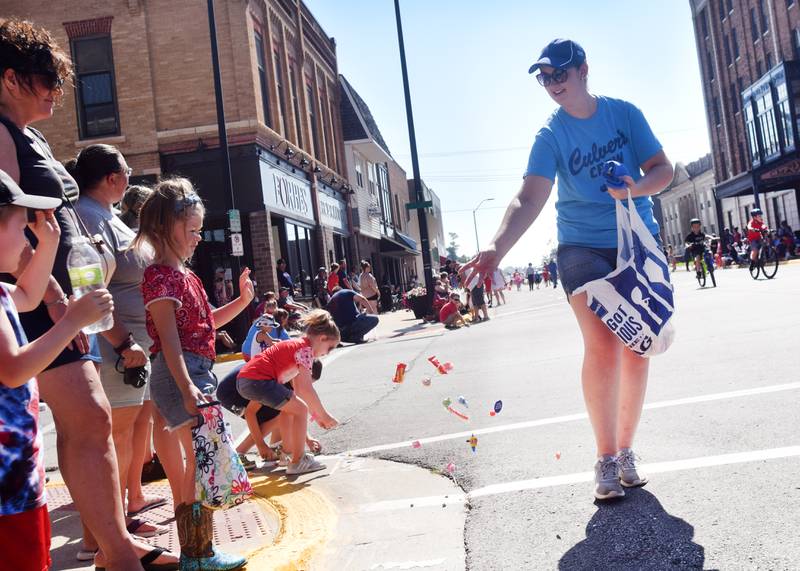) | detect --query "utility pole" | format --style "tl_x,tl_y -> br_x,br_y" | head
394,0 -> 434,312
207,0 -> 244,336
